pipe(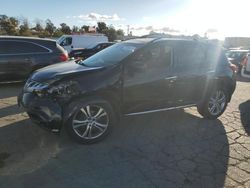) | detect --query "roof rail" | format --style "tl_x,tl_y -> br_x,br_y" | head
149,37 -> 163,43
